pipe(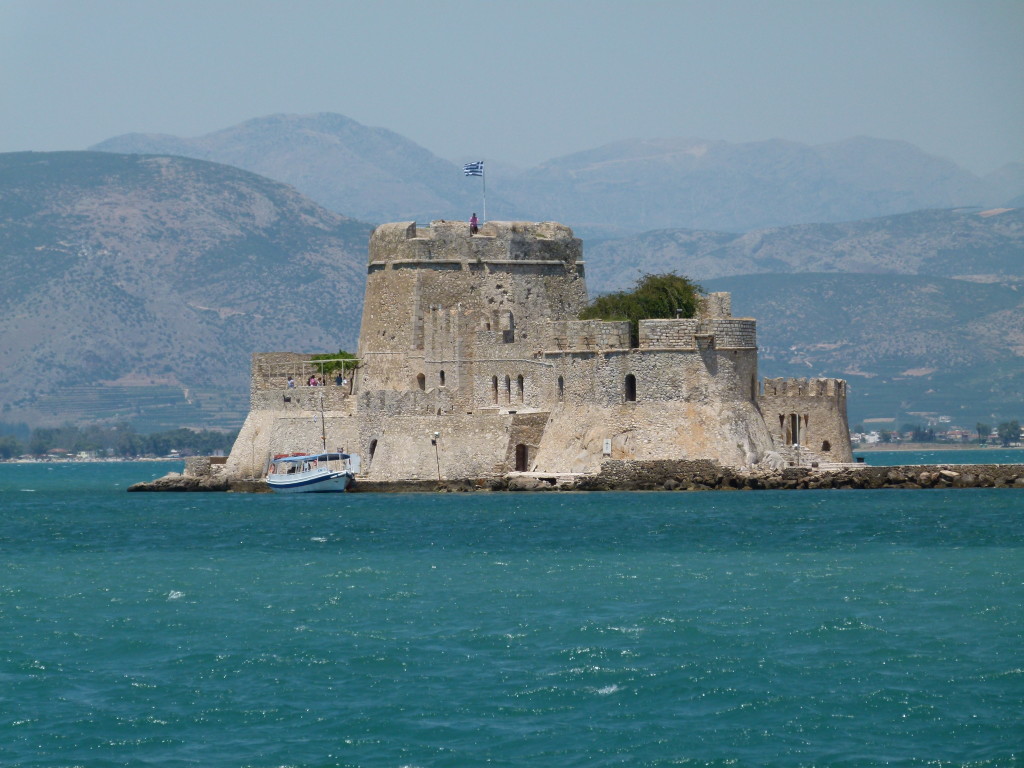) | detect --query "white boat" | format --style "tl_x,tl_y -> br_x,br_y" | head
266,452 -> 360,493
